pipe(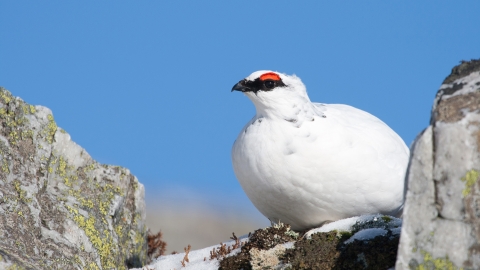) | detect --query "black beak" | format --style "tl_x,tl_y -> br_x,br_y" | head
231,80 -> 249,92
